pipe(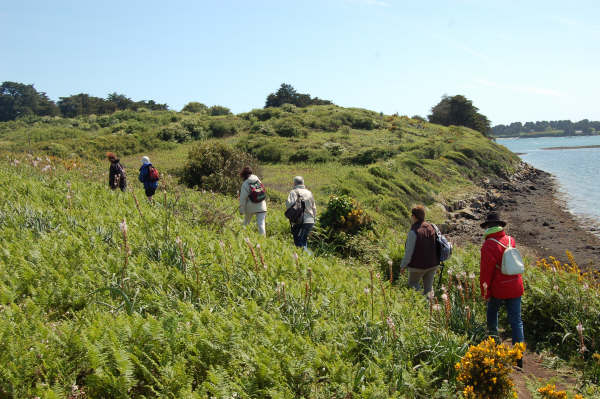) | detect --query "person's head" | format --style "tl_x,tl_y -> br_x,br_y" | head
293,176 -> 304,186
480,212 -> 506,229
240,166 -> 253,180
141,156 -> 150,165
106,152 -> 117,162
411,205 -> 425,223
